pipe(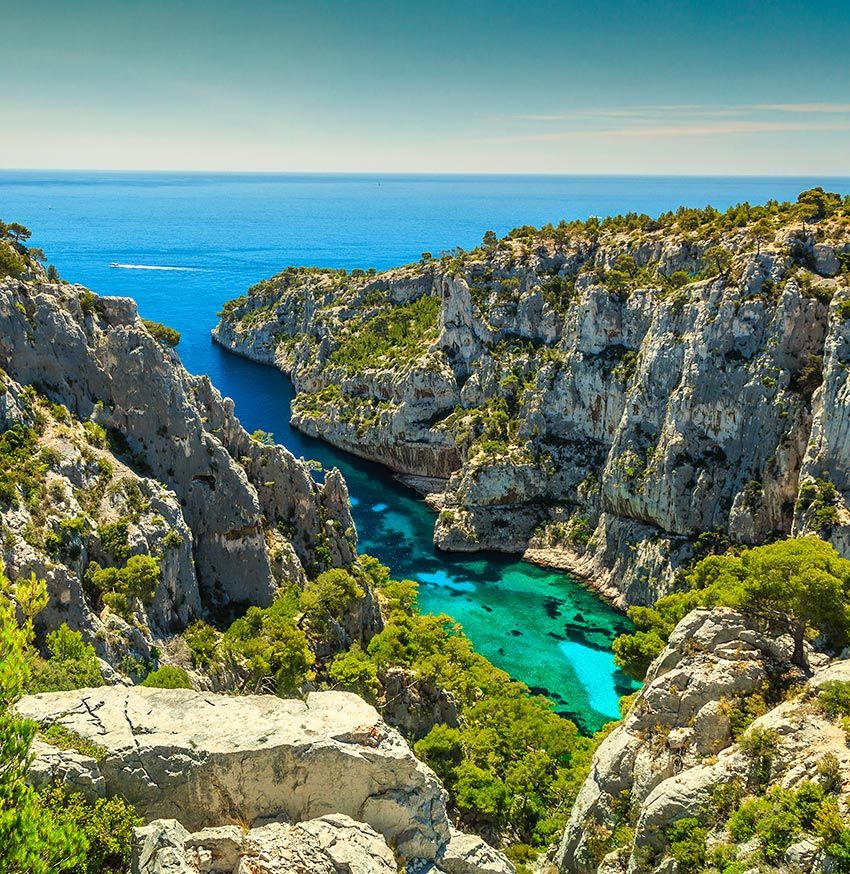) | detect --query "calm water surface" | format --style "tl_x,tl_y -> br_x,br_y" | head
4,172 -> 848,730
